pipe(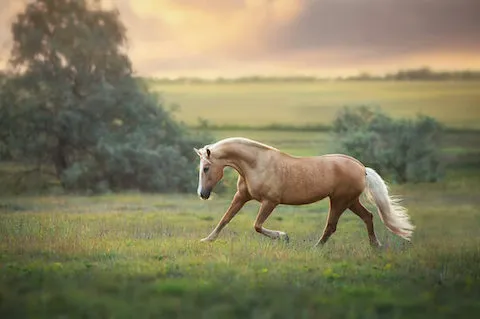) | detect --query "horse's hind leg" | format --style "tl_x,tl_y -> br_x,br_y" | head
314,197 -> 348,247
253,201 -> 289,242
349,198 -> 381,248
